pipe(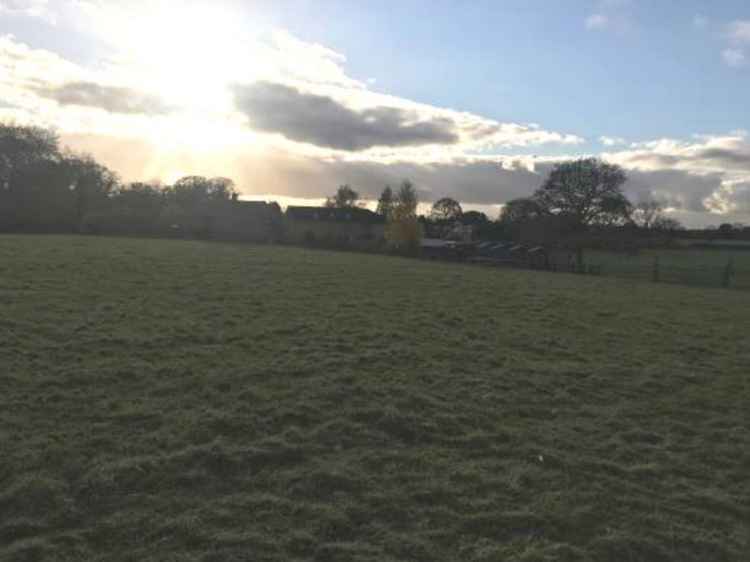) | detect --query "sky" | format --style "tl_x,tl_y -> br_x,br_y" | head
2,0 -> 750,226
